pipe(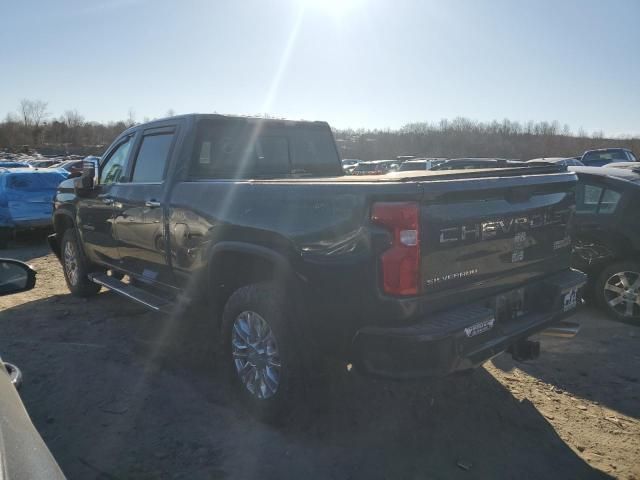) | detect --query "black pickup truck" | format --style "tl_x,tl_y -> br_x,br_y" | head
49,114 -> 585,418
